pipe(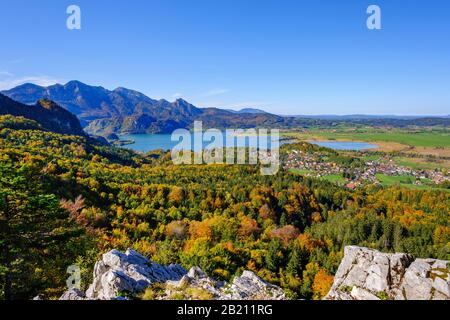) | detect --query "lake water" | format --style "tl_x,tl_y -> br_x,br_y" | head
308,140 -> 378,151
120,134 -> 378,153
120,133 -> 283,153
